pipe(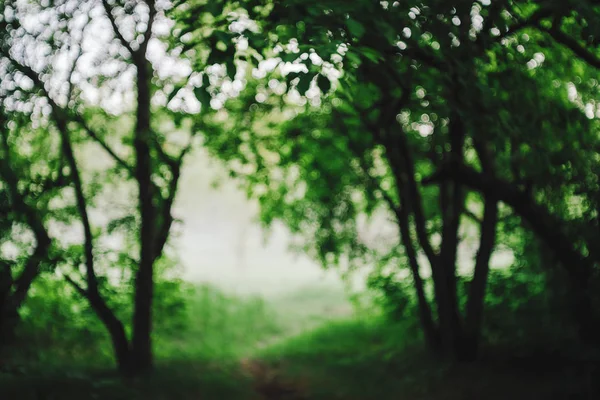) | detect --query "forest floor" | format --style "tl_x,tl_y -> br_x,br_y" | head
0,284 -> 594,399
238,320 -> 592,400
2,320 -> 592,400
